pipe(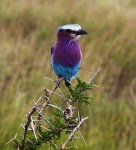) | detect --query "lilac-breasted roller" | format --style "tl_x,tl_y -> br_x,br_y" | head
51,24 -> 88,87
